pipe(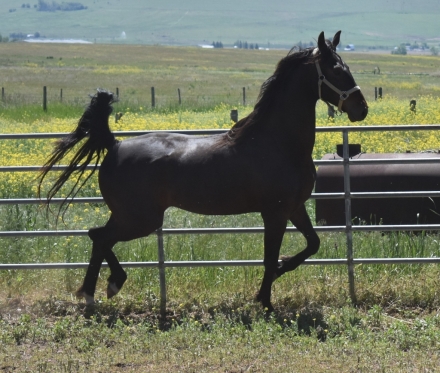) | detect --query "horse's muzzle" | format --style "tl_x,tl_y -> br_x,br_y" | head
348,104 -> 368,122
